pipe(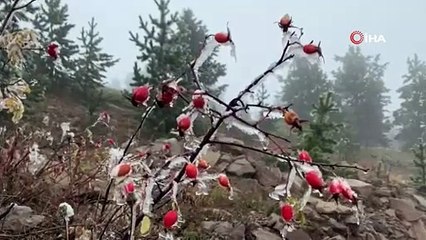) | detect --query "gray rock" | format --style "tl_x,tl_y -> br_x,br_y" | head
226,156 -> 256,178
411,194 -> 426,210
215,154 -> 232,172
203,148 -> 221,166
255,166 -> 283,187
375,187 -> 393,197
0,204 -> 45,232
312,197 -> 353,215
389,198 -> 424,222
345,179 -> 374,198
328,235 -> 346,240
251,228 -> 281,240
216,136 -> 246,155
287,229 -> 312,240
201,221 -> 233,235
229,224 -> 246,239
410,219 -> 426,240
266,213 -> 284,232
385,209 -> 396,218
329,218 -> 347,233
